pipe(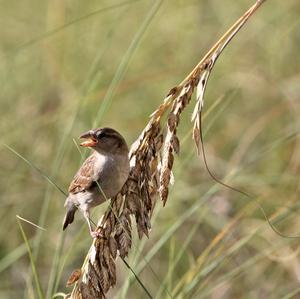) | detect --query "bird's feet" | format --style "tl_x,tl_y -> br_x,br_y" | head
90,230 -> 103,239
